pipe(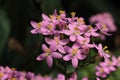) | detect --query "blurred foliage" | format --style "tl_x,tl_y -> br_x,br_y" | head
0,0 -> 120,80
0,7 -> 10,60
